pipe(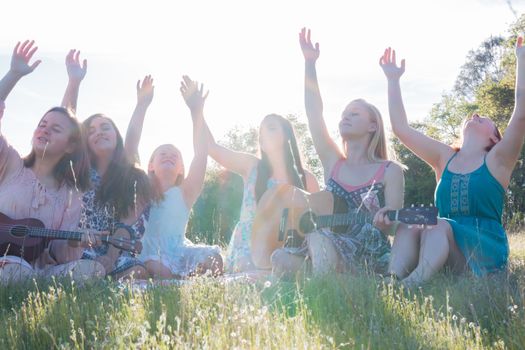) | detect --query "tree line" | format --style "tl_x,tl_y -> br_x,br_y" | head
186,15 -> 525,245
